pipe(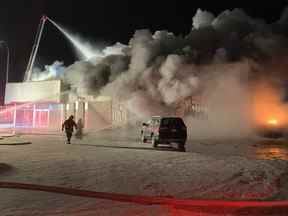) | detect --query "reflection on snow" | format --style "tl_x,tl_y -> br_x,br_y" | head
256,147 -> 288,160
